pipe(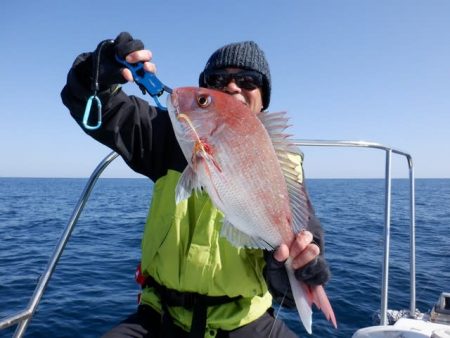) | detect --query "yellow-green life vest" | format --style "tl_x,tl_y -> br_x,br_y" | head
139,170 -> 273,335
